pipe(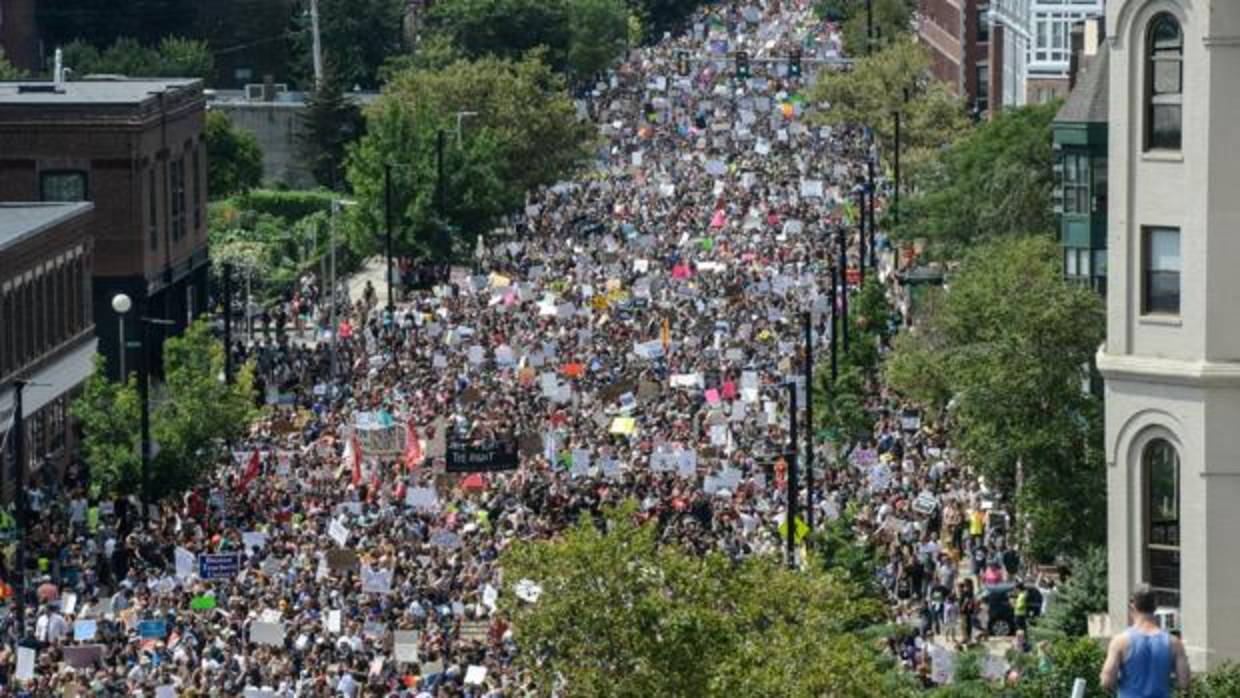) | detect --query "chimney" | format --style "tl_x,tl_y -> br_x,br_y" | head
54,47 -> 64,88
